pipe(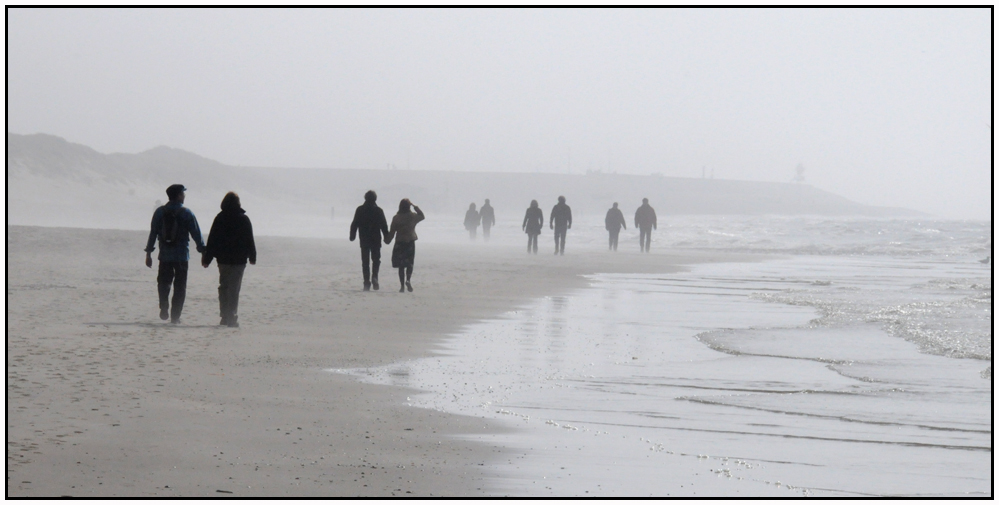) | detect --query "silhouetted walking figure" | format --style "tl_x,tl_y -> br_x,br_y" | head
522,200 -> 543,254
202,192 -> 256,328
635,198 -> 658,253
605,202 -> 627,251
144,184 -> 206,324
480,199 -> 496,241
386,199 -> 425,292
550,196 -> 572,255
350,190 -> 390,291
464,203 -> 481,240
